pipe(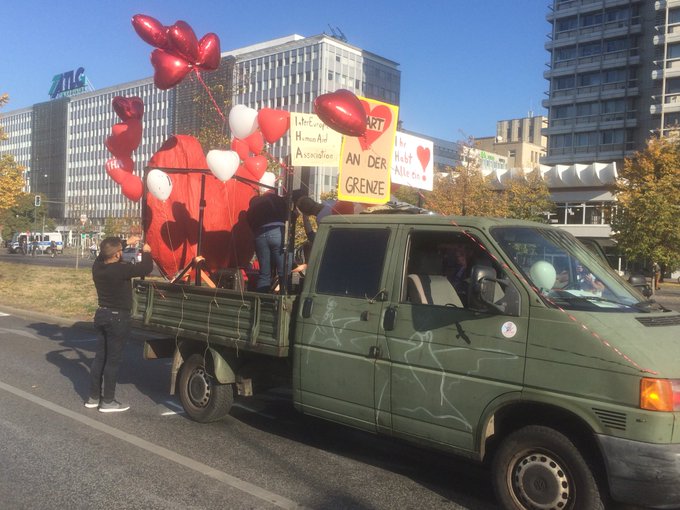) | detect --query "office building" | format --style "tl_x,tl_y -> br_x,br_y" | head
543,0 -> 652,166
0,34 -> 400,228
475,115 -> 547,169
